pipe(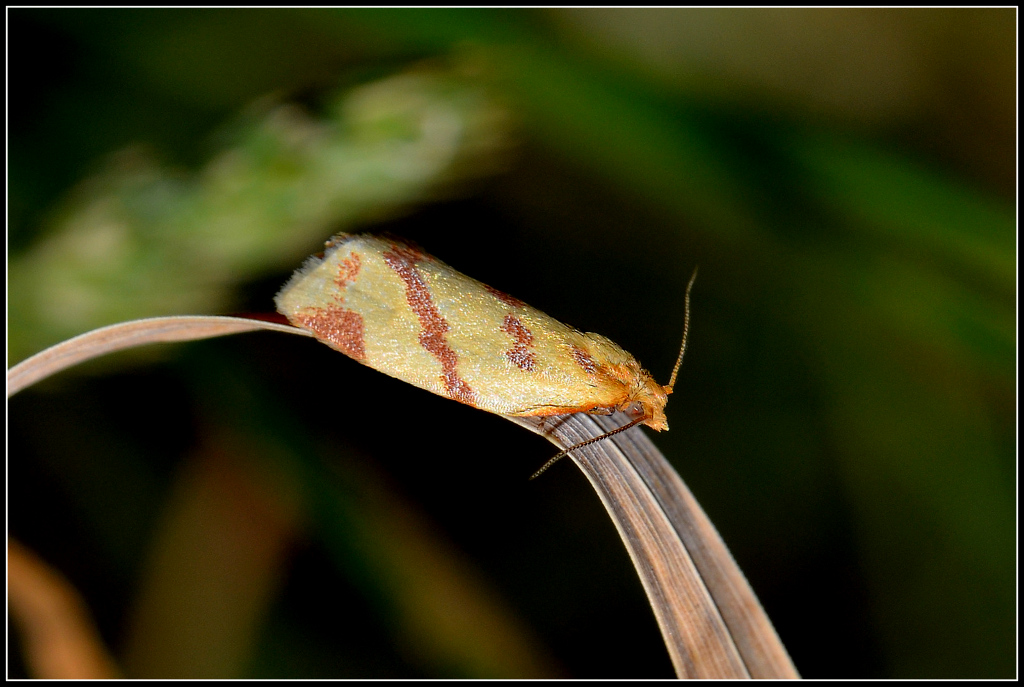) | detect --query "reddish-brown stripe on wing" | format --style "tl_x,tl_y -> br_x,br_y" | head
501,314 -> 536,372
296,306 -> 366,360
334,252 -> 361,290
485,285 -> 526,309
382,244 -> 476,406
571,345 -> 598,374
